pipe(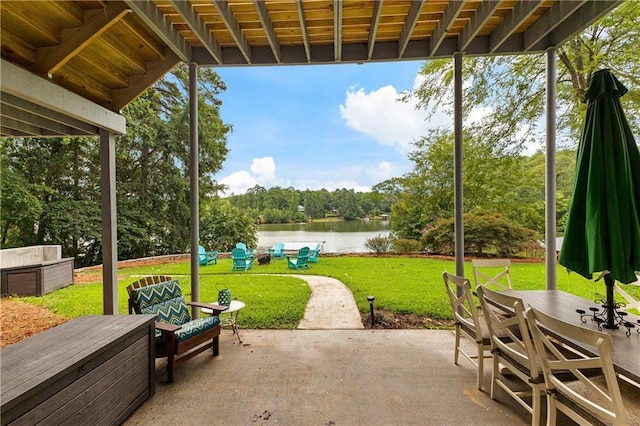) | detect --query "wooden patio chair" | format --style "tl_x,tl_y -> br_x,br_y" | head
308,242 -> 322,263
287,247 -> 310,270
231,247 -> 253,271
268,242 -> 285,259
472,258 -> 513,291
235,242 -> 254,259
526,306 -> 640,425
198,245 -> 218,265
443,271 -> 492,390
477,285 -> 544,425
127,275 -> 226,383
